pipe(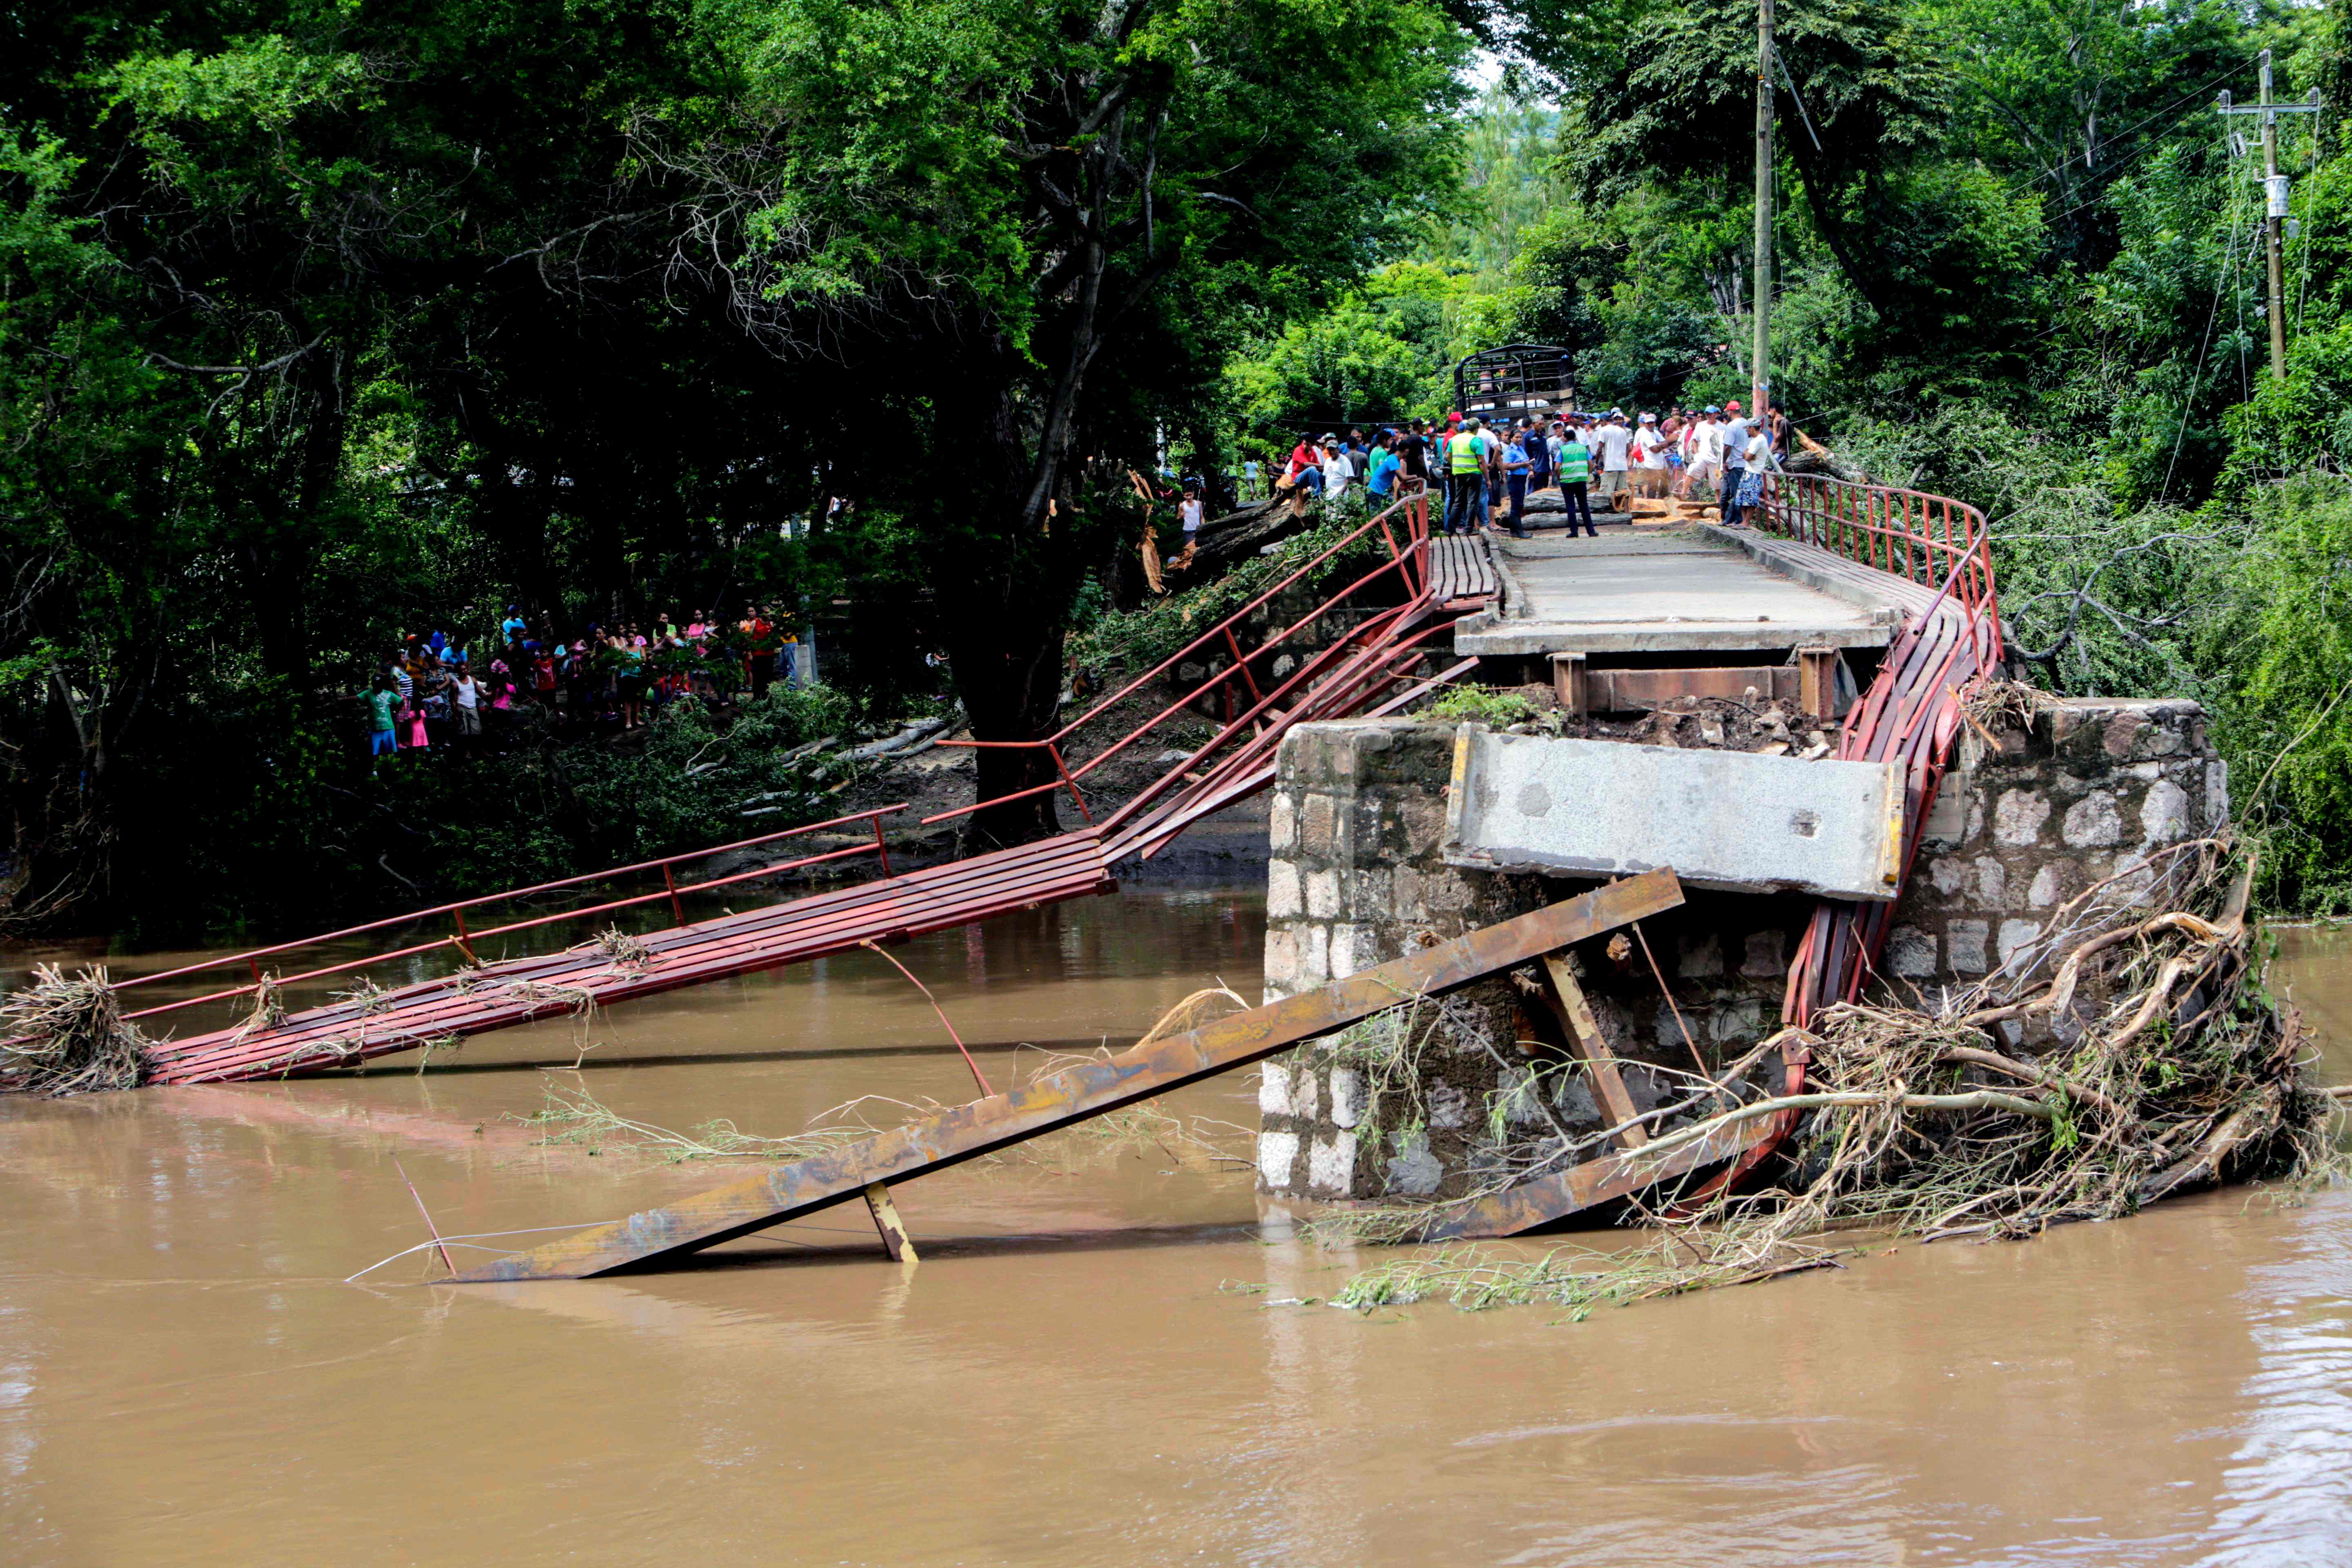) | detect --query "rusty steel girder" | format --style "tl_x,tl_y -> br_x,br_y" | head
456,869 -> 1686,1281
